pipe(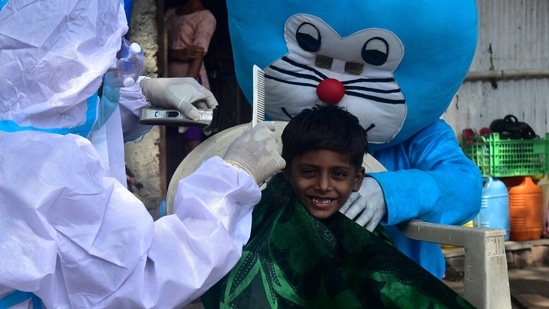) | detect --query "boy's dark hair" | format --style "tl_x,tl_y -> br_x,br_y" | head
281,105 -> 368,170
